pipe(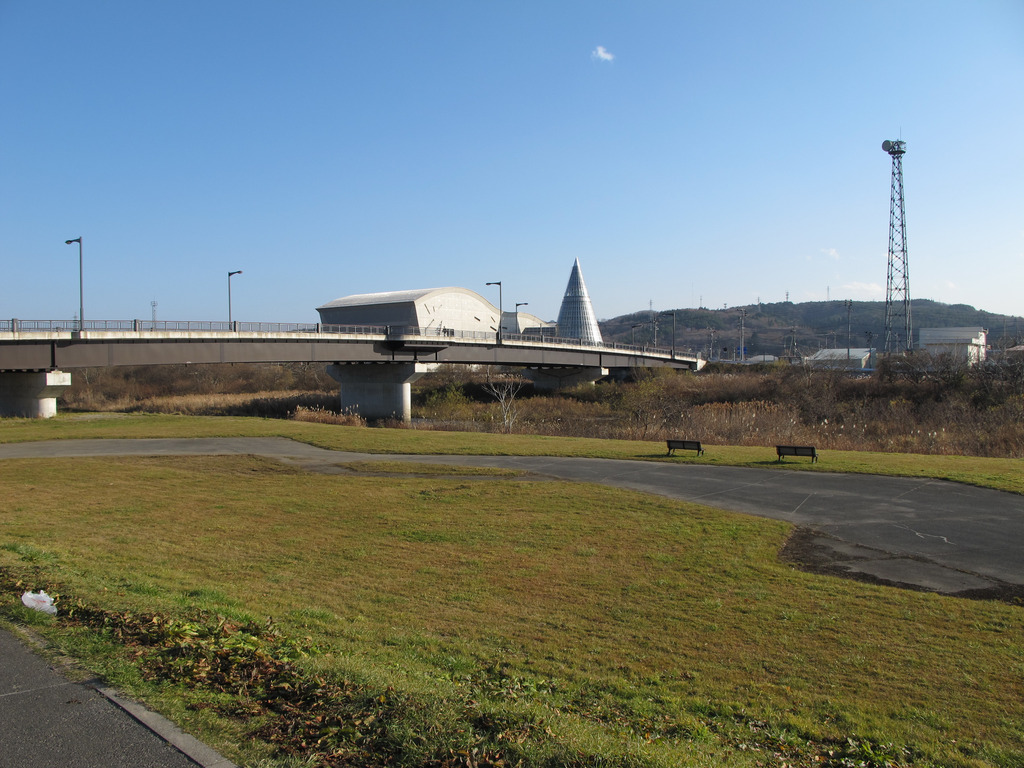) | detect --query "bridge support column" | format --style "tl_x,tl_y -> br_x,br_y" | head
0,370 -> 72,418
527,367 -> 608,392
326,363 -> 435,422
